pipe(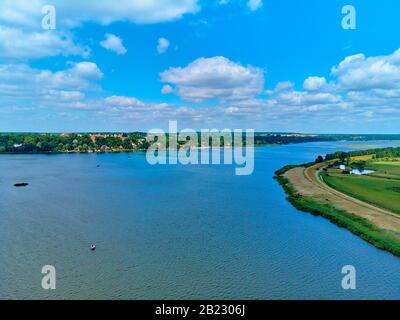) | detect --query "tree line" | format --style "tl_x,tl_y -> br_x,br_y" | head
0,133 -> 149,153
1,133 -> 400,154
325,147 -> 400,161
